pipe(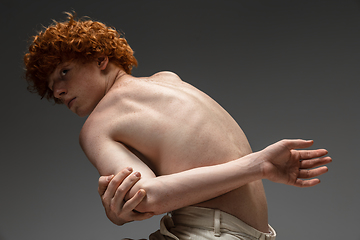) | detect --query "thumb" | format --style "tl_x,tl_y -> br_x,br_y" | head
98,175 -> 114,196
